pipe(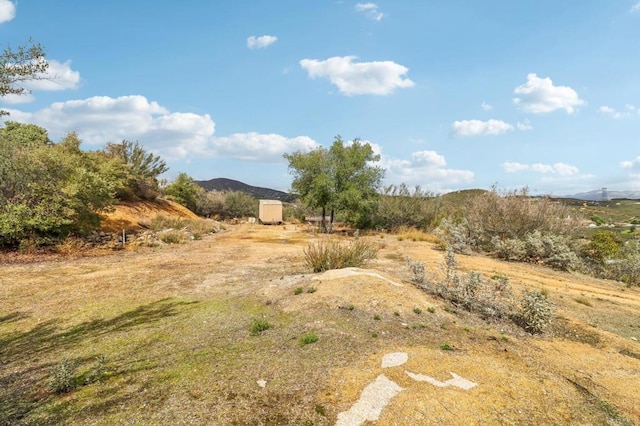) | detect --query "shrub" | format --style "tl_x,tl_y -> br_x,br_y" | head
303,239 -> 378,272
583,230 -> 622,265
293,287 -> 303,295
493,231 -> 583,271
407,257 -> 427,285
159,229 -> 187,244
49,358 -> 78,394
518,290 -> 553,334
440,343 -> 454,351
249,317 -> 272,335
300,332 -> 318,345
374,184 -> 441,231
